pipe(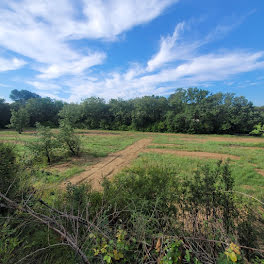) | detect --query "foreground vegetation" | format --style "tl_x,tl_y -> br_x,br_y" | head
1,126 -> 264,263
1,141 -> 264,263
